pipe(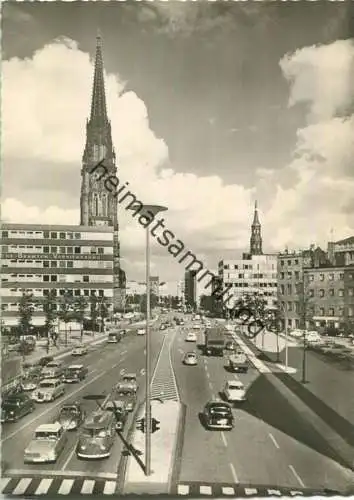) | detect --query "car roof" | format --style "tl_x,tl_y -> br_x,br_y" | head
68,364 -> 84,369
208,400 -> 230,407
227,380 -> 243,386
185,352 -> 196,356
123,373 -> 137,378
36,422 -> 62,433
39,378 -> 61,383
